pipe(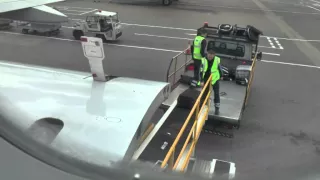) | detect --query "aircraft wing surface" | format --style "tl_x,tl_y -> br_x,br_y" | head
0,0 -> 64,13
